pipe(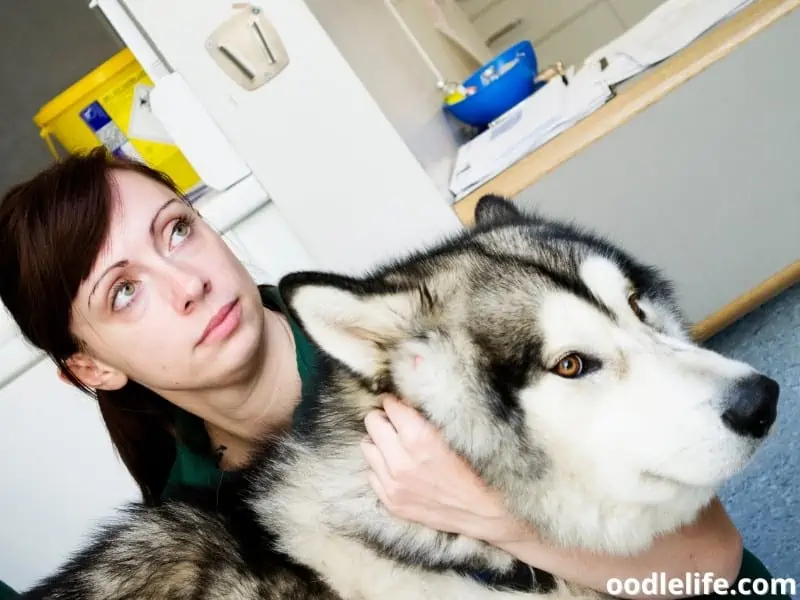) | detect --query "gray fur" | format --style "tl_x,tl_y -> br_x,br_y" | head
20,195 -> 779,599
